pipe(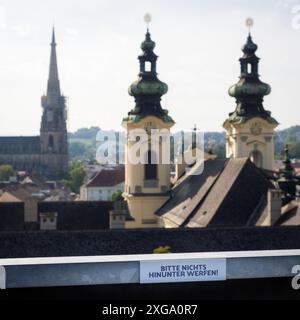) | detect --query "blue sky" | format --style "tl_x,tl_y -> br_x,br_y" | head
0,0 -> 299,135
